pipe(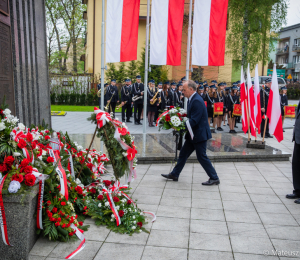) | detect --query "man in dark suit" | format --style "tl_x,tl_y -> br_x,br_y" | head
162,80 -> 220,185
105,79 -> 119,117
132,75 -> 144,125
121,79 -> 132,123
286,100 -> 300,204
260,78 -> 273,138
